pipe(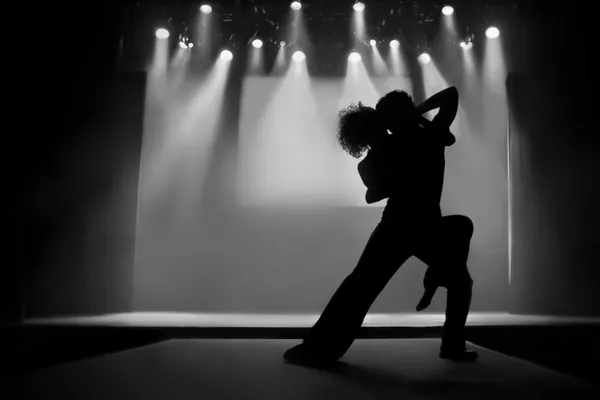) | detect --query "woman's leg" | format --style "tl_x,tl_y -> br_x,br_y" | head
285,220 -> 412,365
